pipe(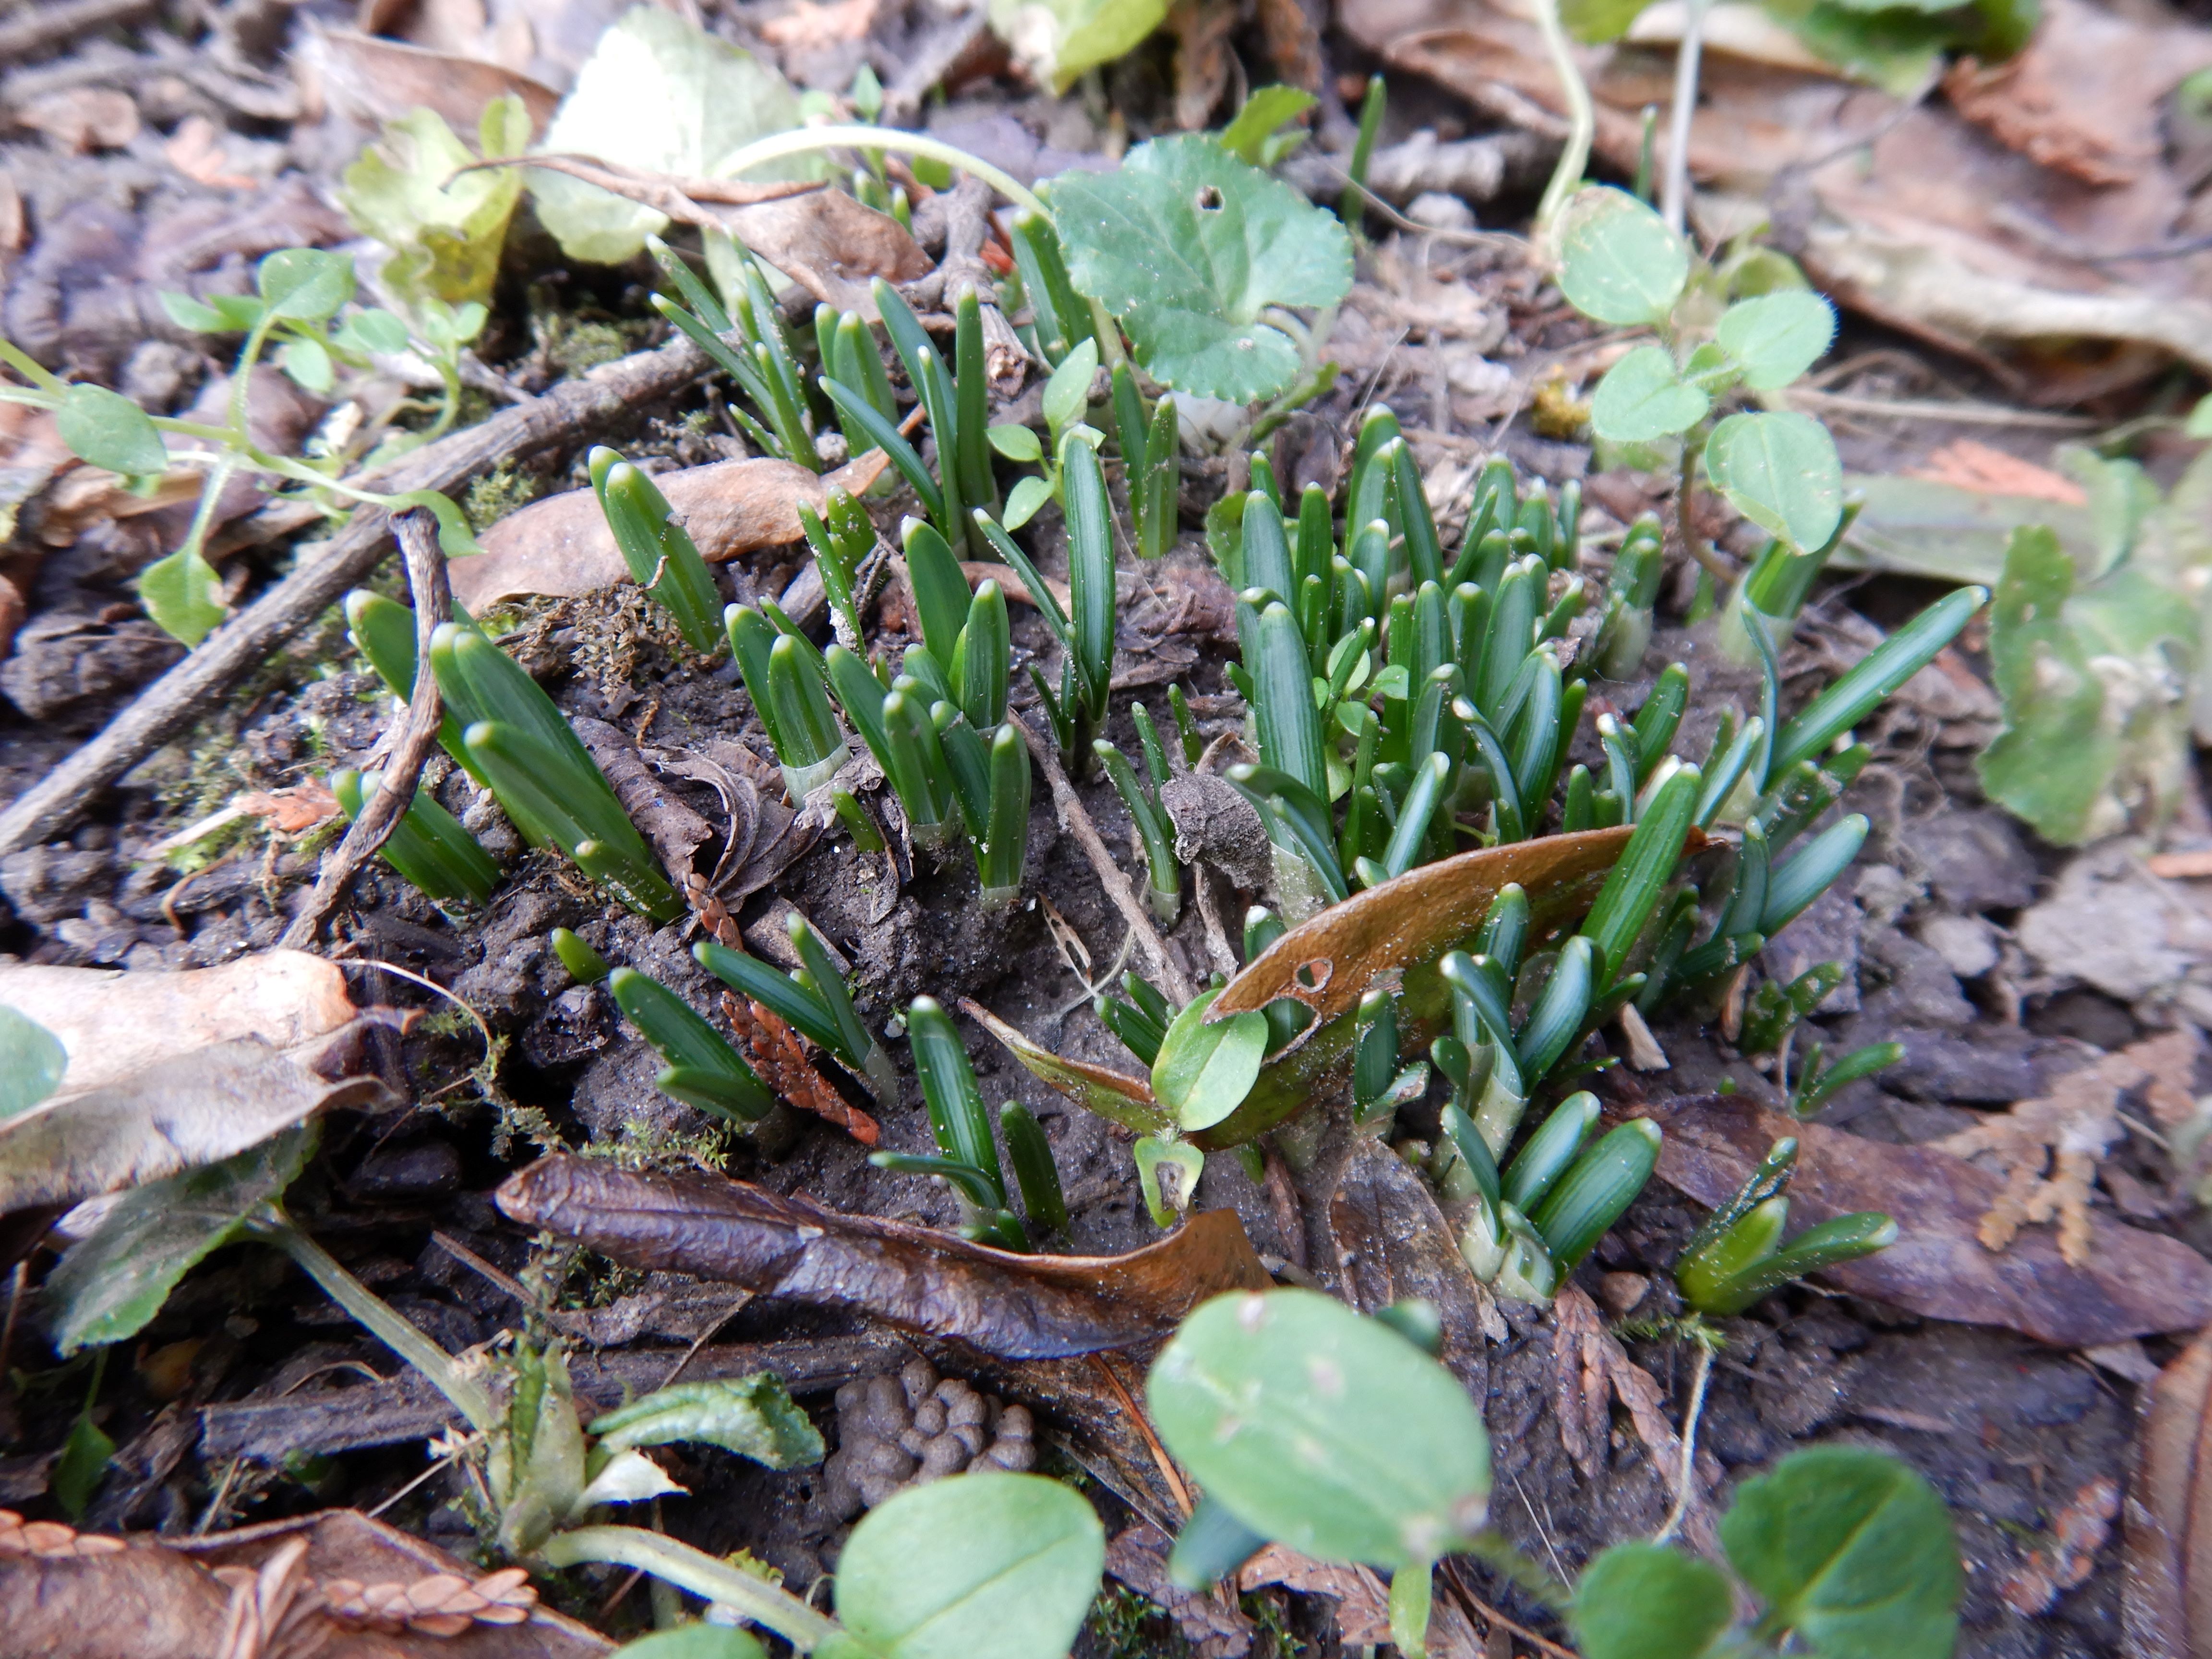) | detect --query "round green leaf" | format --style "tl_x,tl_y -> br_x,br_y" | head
1573,1543 -> 1734,1659
1714,292 -> 1837,390
1147,1289 -> 1491,1570
1554,187 -> 1689,326
613,1629 -> 766,1659
138,545 -> 228,647
987,423 -> 1043,463
1589,345 -> 1710,442
1042,338 -> 1099,433
56,385 -> 167,476
834,1472 -> 1104,1659
159,290 -> 230,333
0,1006 -> 66,1120
346,308 -> 413,355
1703,410 -> 1842,552
1152,988 -> 1268,1133
256,247 -> 355,322
1721,1446 -> 1960,1659
278,337 -> 334,394
1001,474 -> 1054,531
